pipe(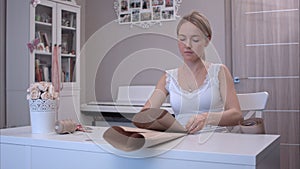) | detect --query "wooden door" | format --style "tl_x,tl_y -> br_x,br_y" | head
231,0 -> 299,168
